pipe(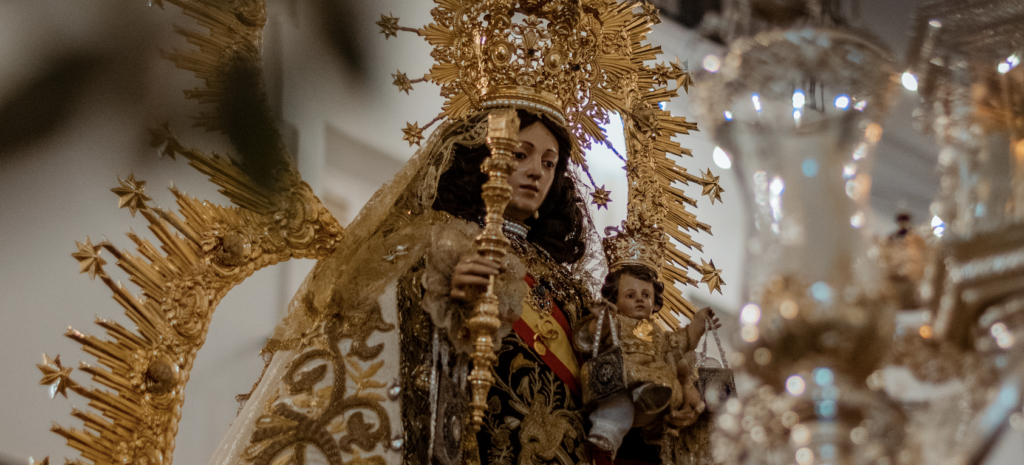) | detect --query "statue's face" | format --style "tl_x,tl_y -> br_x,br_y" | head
504,121 -> 559,222
615,273 -> 655,320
